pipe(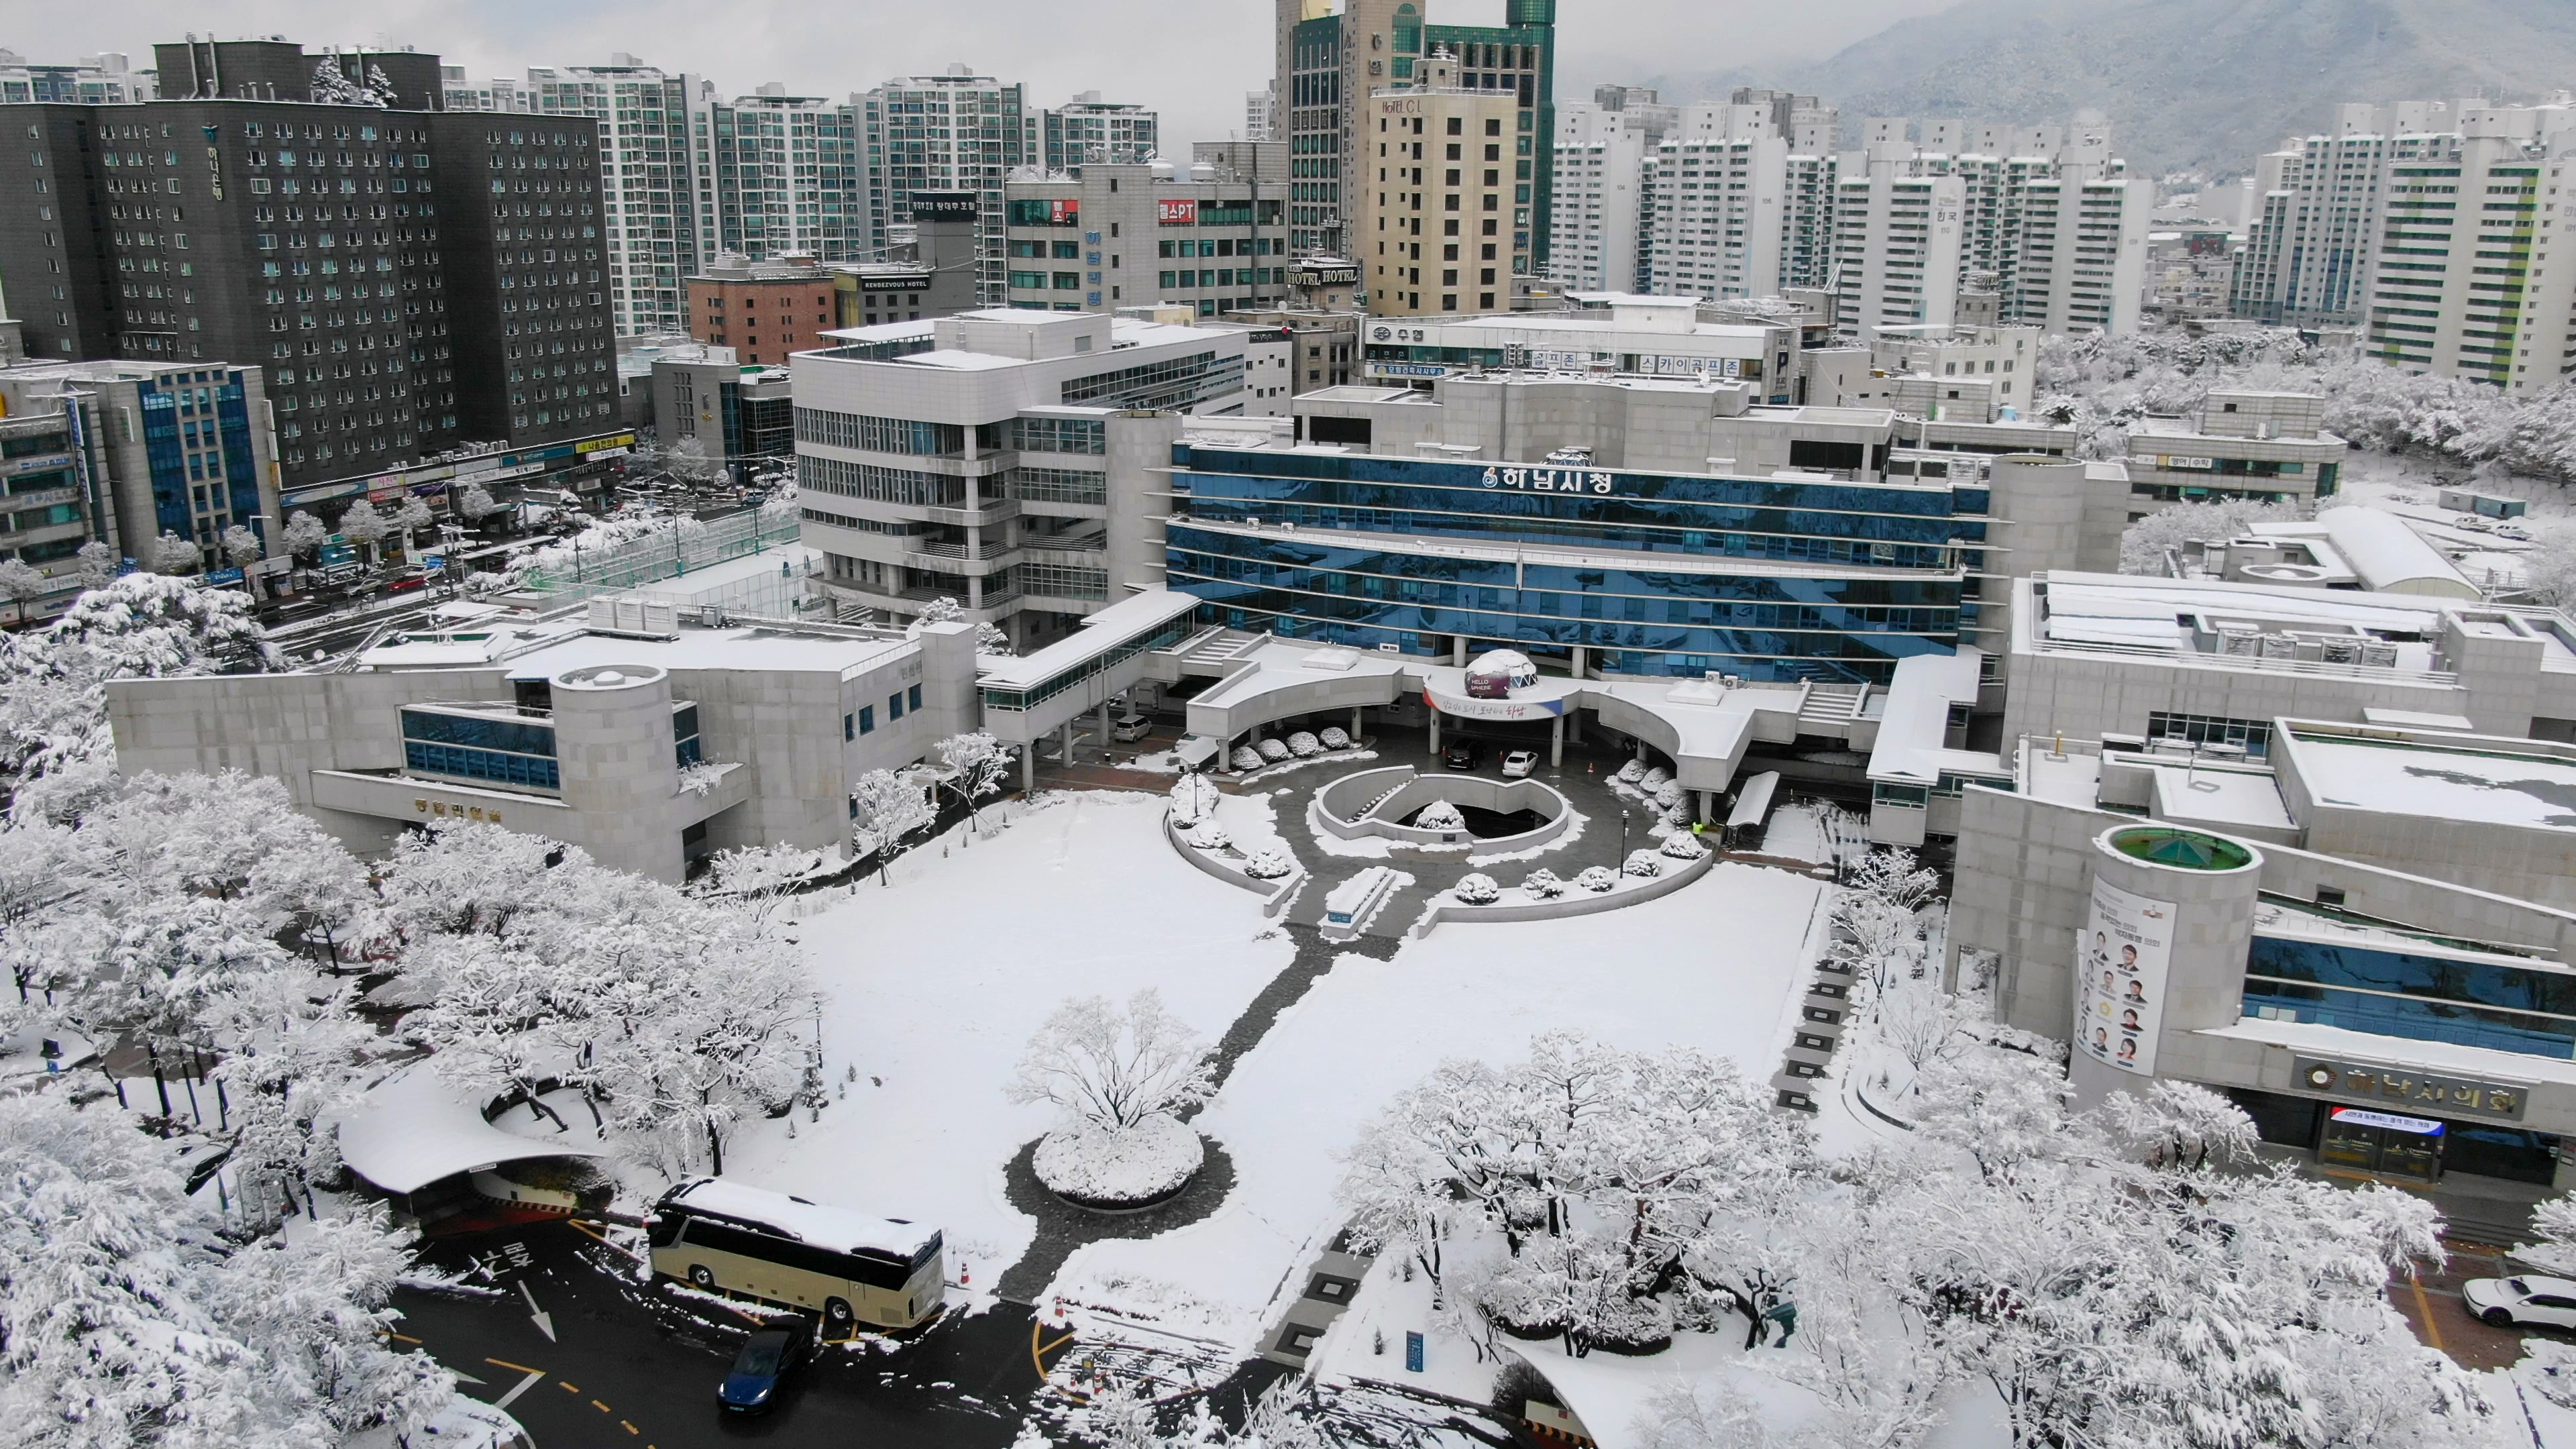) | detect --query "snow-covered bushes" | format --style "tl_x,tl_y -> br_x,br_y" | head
1008,990 -> 1215,1205
1285,731 -> 1322,758
1230,746 -> 1264,772
1574,865 -> 1618,893
1659,830 -> 1709,860
1613,758 -> 1646,784
1413,799 -> 1467,833
1622,850 -> 1663,878
1242,849 -> 1295,880
1452,872 -> 1501,904
1652,780 -> 1683,810
1520,868 -> 1565,898
1639,765 -> 1671,793
1318,726 -> 1352,750
1183,820 -> 1232,851
1168,773 -> 1221,826
1256,738 -> 1291,763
